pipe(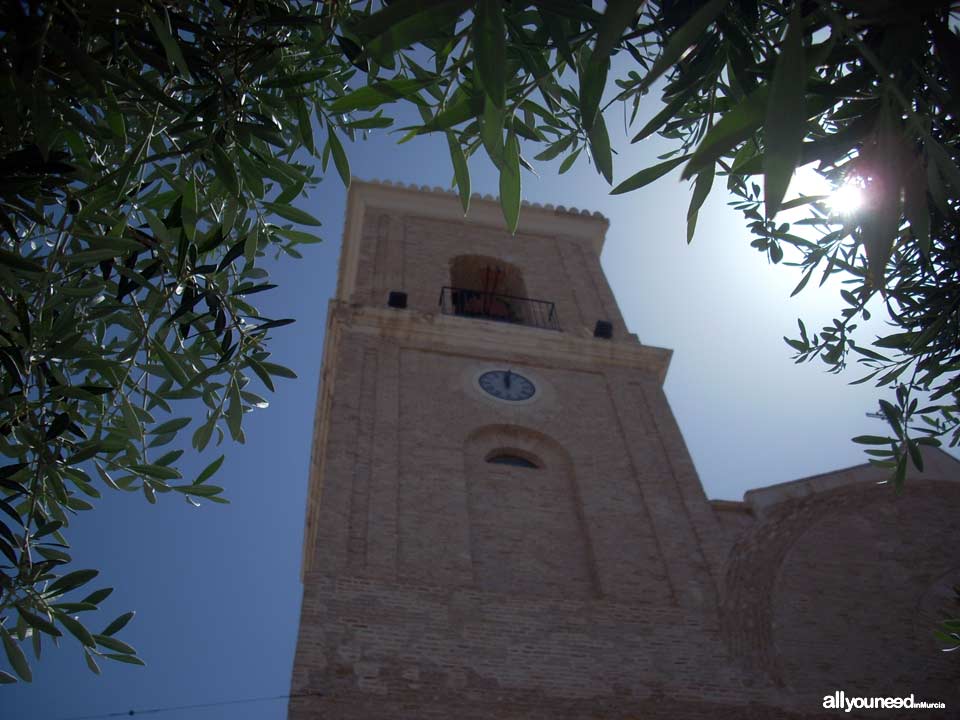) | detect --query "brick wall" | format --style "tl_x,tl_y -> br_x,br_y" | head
290,574 -> 796,719
722,479 -> 960,710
